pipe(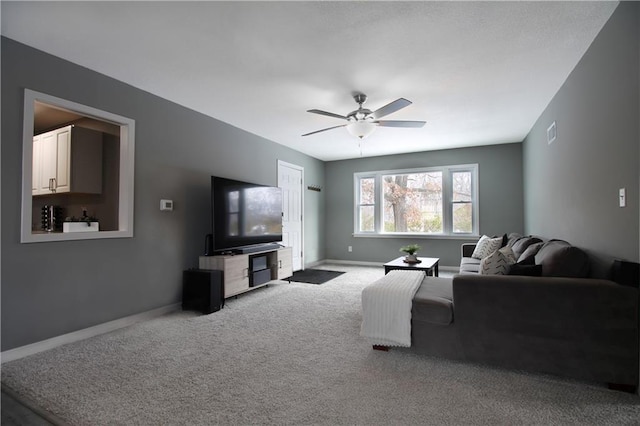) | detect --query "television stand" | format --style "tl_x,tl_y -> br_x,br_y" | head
199,246 -> 292,299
